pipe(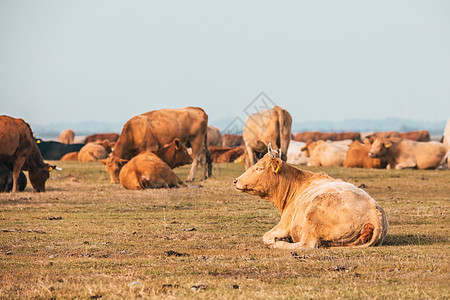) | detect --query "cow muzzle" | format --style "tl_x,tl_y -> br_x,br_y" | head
368,152 -> 376,158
